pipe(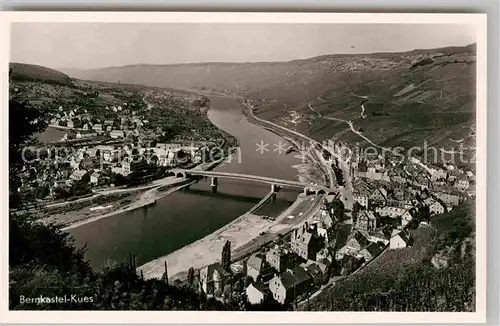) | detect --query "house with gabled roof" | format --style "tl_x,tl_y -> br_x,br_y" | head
246,253 -> 274,283
356,210 -> 377,232
266,244 -> 298,273
199,262 -> 231,296
246,282 -> 268,305
375,205 -> 406,219
268,266 -> 312,304
424,198 -> 446,215
390,229 -> 413,249
336,230 -> 371,260
290,223 -> 324,261
370,187 -> 388,204
359,242 -> 384,261
369,225 -> 393,245
401,208 -> 418,226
